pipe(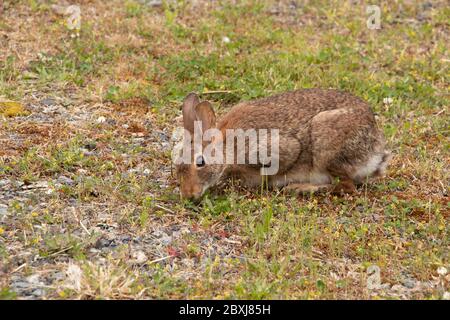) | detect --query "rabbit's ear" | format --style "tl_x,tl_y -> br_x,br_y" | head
195,101 -> 216,133
182,92 -> 200,133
